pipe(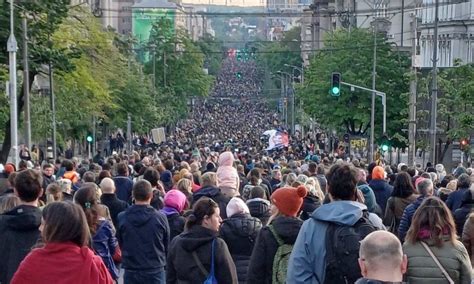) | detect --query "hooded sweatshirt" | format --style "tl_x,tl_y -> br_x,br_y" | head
216,152 -> 240,198
11,242 -> 113,284
166,225 -> 238,283
117,204 -> 170,271
286,201 -> 368,283
0,205 -> 42,284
